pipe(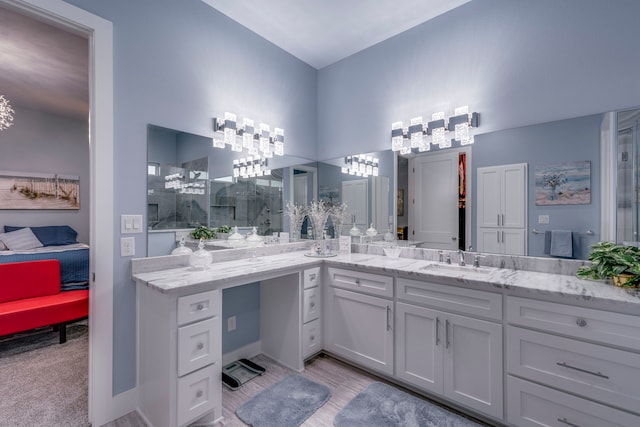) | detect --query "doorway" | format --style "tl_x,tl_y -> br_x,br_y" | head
406,148 -> 471,250
0,0 -> 116,425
